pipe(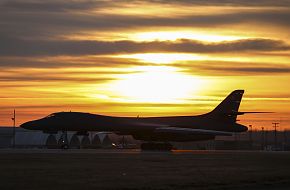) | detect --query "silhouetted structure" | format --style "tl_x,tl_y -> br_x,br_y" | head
20,90 -> 250,151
